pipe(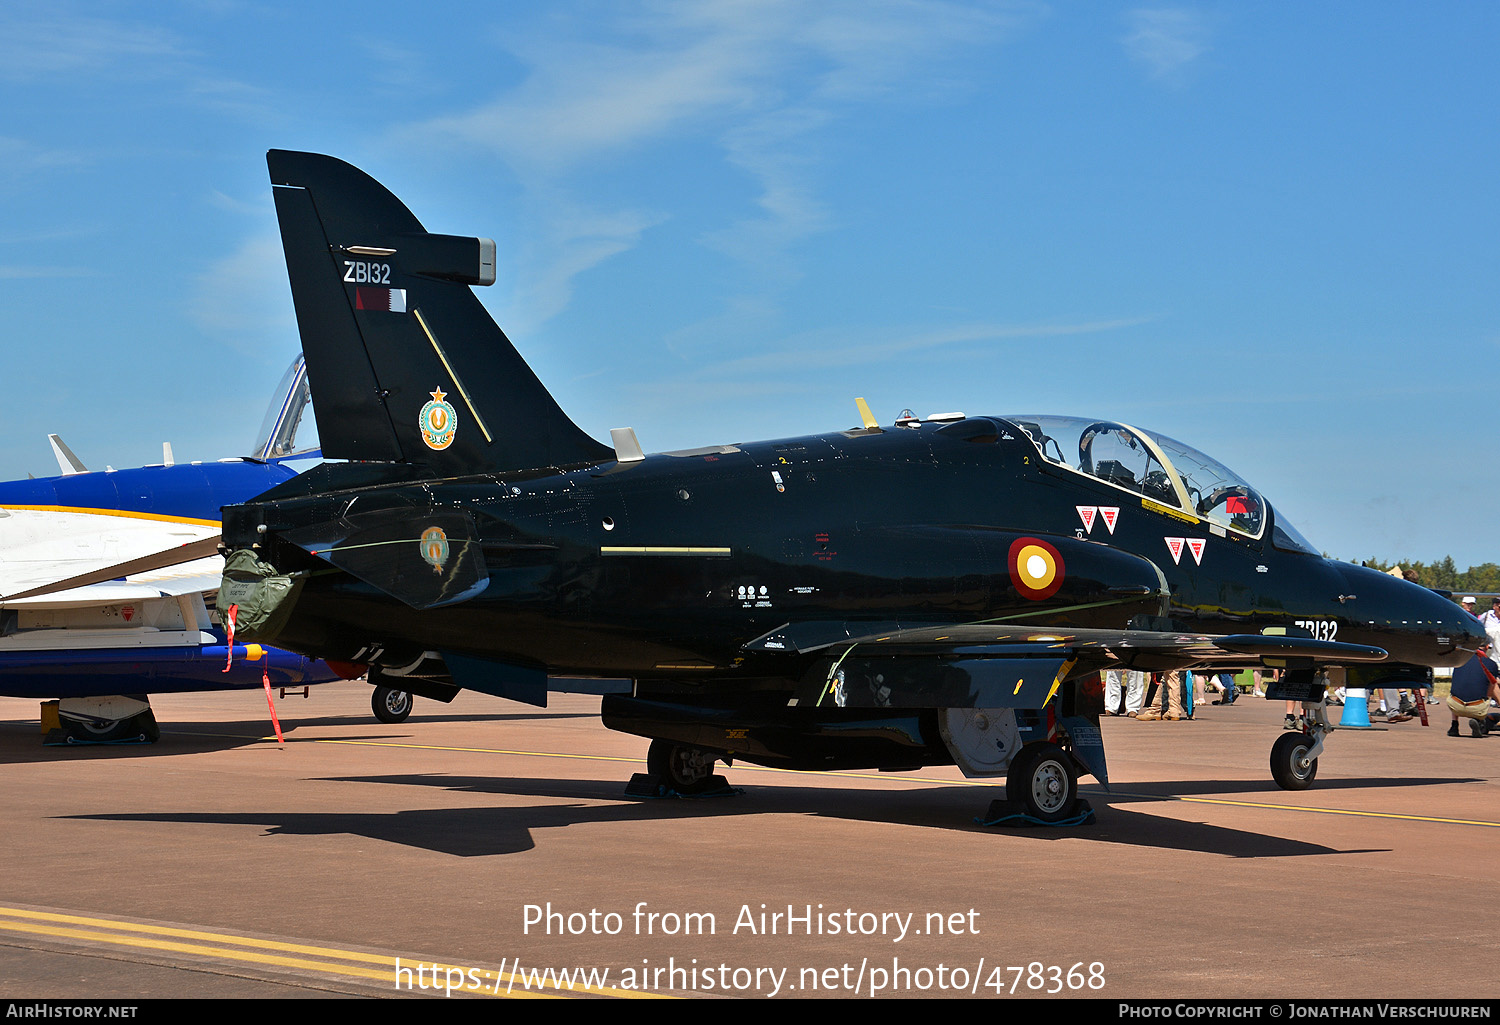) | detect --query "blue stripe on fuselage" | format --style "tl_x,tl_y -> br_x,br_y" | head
0,461 -> 297,524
